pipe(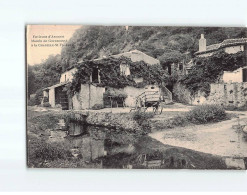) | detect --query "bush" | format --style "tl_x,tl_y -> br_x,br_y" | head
43,102 -> 51,107
91,104 -> 104,110
186,104 -> 226,124
224,103 -> 247,111
132,111 -> 154,123
34,89 -> 44,105
32,142 -> 72,161
28,98 -> 36,106
132,111 -> 154,133
43,96 -> 49,103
